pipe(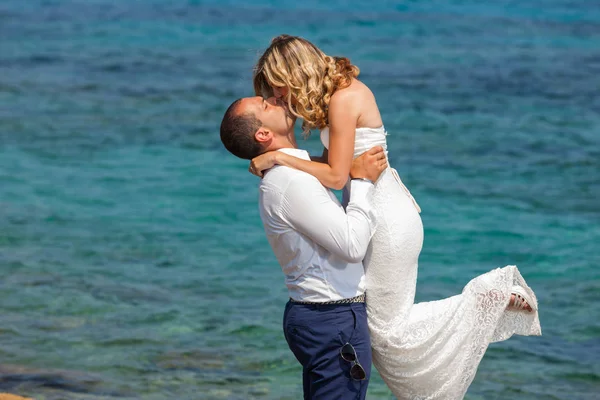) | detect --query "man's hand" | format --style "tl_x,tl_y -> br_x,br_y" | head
350,146 -> 387,182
